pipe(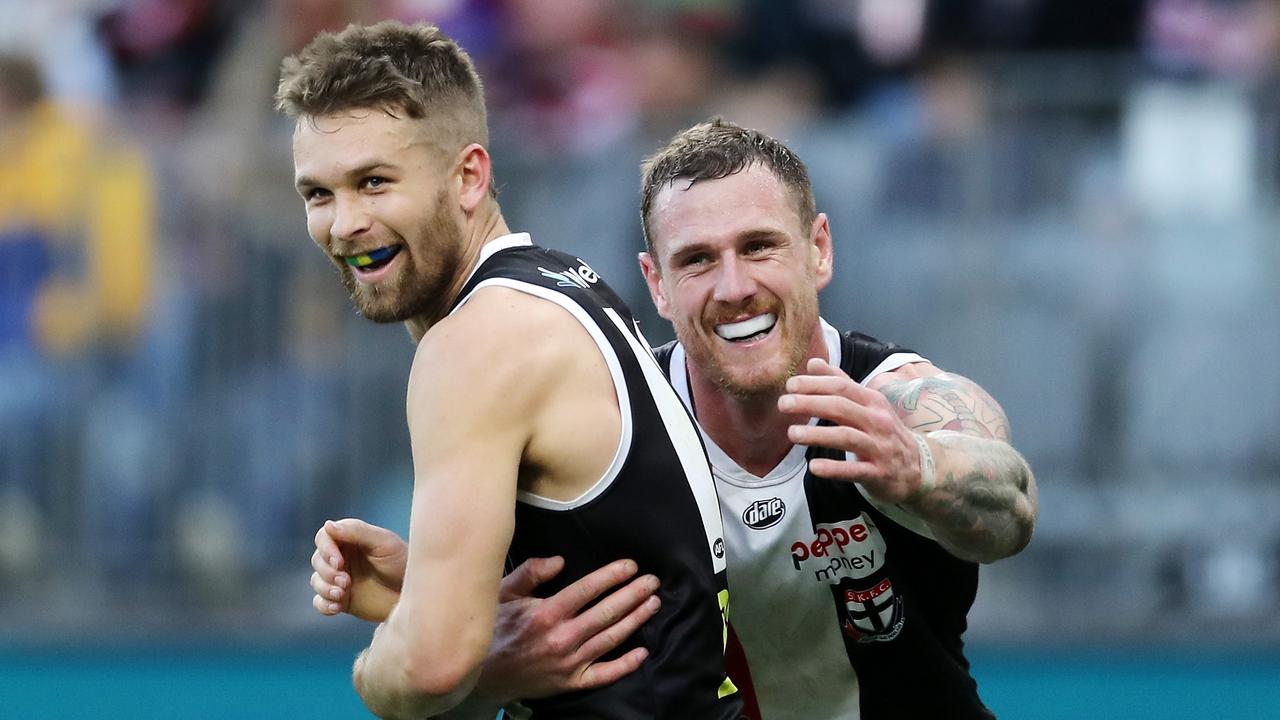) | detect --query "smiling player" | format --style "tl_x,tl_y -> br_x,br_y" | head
278,22 -> 742,719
